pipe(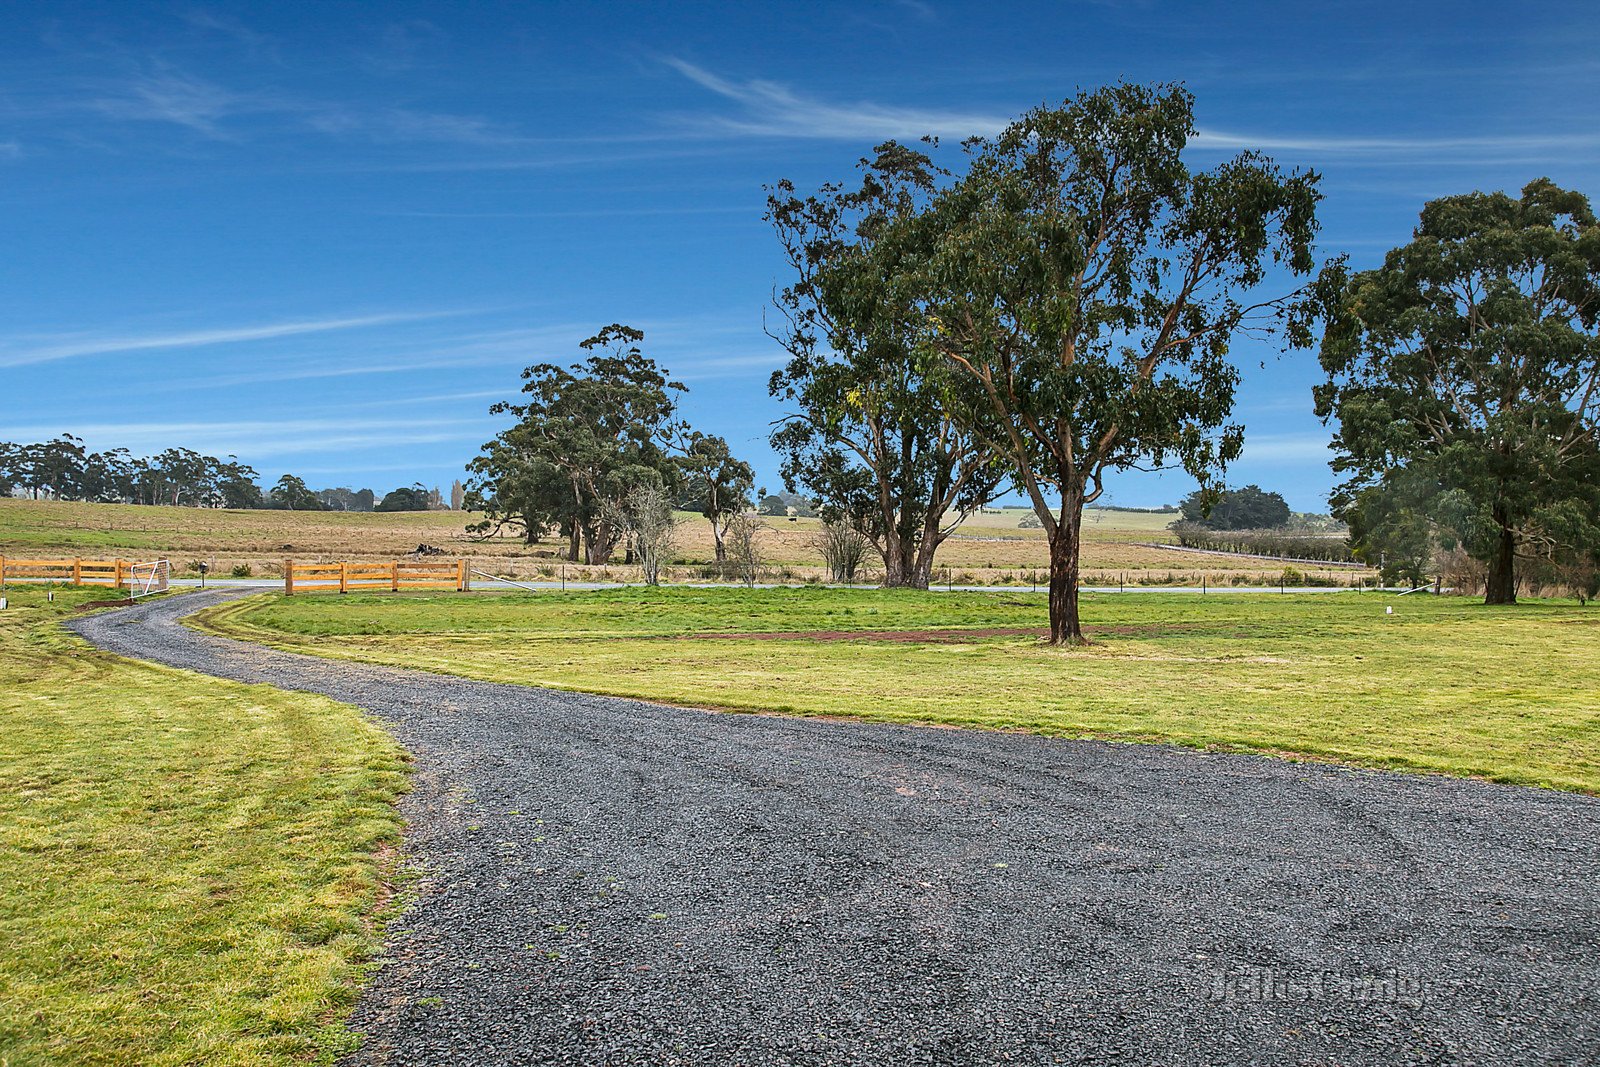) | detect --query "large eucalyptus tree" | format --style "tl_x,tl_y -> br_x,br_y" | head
1315,179 -> 1600,603
901,84 -> 1321,642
